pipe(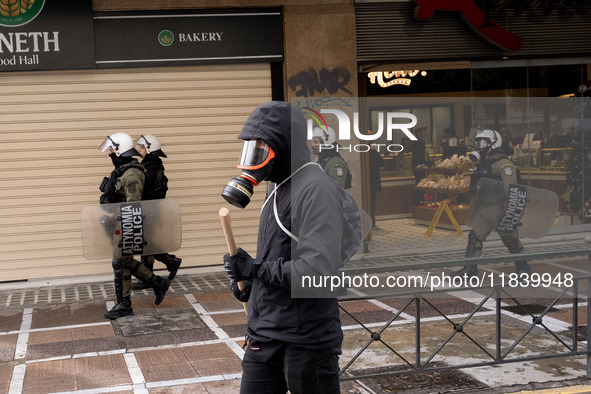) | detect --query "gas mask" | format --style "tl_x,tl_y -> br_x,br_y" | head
222,139 -> 276,208
468,138 -> 492,163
